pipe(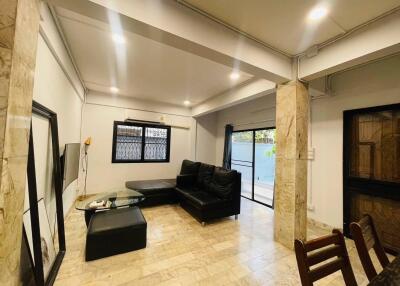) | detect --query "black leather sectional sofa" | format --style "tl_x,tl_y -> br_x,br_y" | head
125,159 -> 241,224
175,160 -> 241,224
